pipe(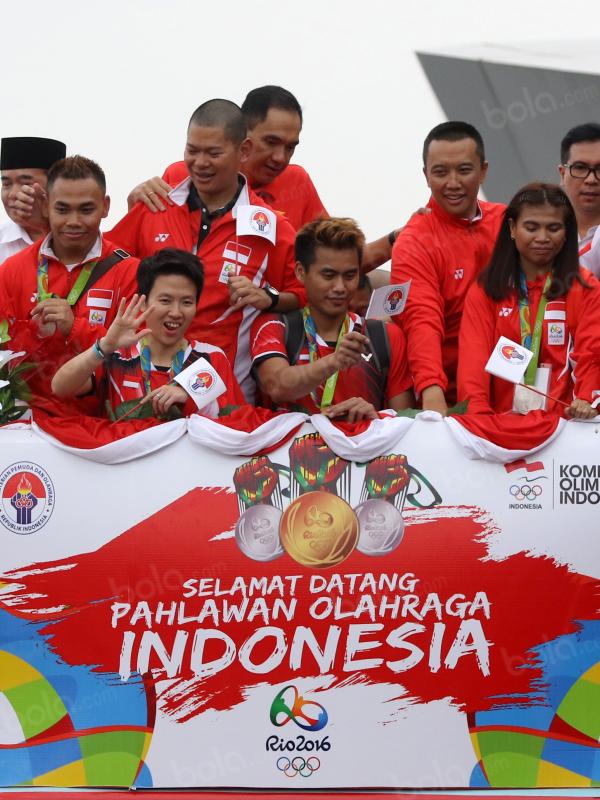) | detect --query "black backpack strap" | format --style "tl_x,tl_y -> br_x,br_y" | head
283,309 -> 305,365
85,248 -> 130,294
365,319 -> 390,377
